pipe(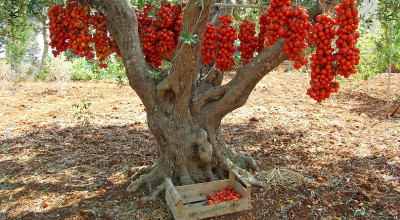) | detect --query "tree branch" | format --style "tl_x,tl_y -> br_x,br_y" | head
156,0 -> 216,112
90,0 -> 157,110
208,39 -> 289,121
201,4 -> 323,122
